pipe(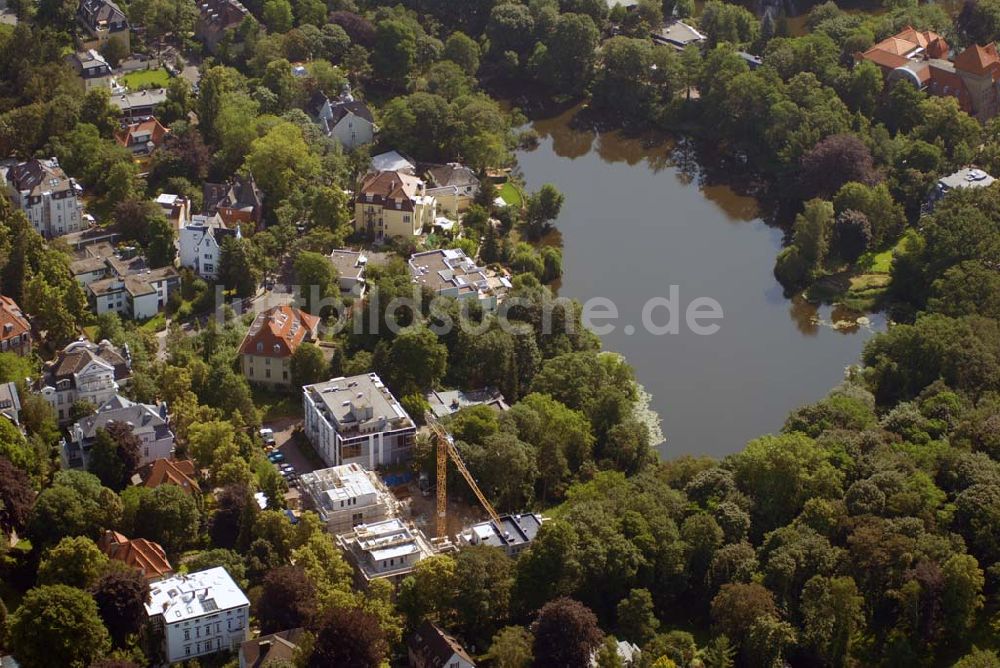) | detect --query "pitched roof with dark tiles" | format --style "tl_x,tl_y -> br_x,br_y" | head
238,305 -> 319,358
